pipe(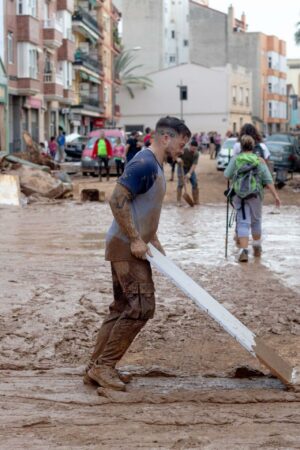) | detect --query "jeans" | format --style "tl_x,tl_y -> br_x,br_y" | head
177,166 -> 198,189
